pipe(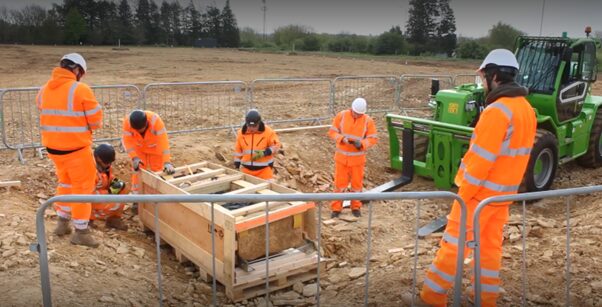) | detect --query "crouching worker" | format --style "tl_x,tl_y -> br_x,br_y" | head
90,143 -> 128,231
